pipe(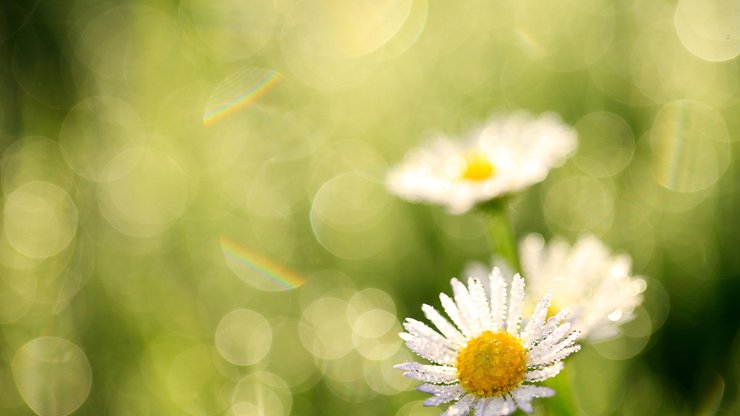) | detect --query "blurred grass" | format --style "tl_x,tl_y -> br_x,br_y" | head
0,0 -> 739,415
